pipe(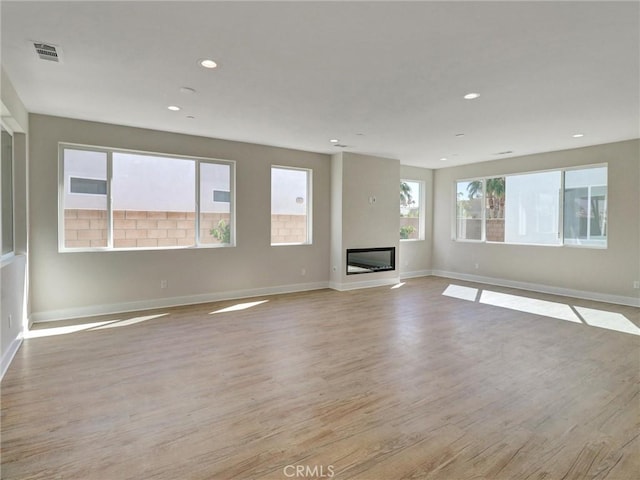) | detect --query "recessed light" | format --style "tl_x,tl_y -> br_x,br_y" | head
179,87 -> 196,94
455,133 -> 465,137
199,59 -> 218,69
186,115 -> 195,119
440,157 -> 448,161
330,139 -> 339,143
463,92 -> 480,100
572,133 -> 584,138
167,105 -> 181,111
